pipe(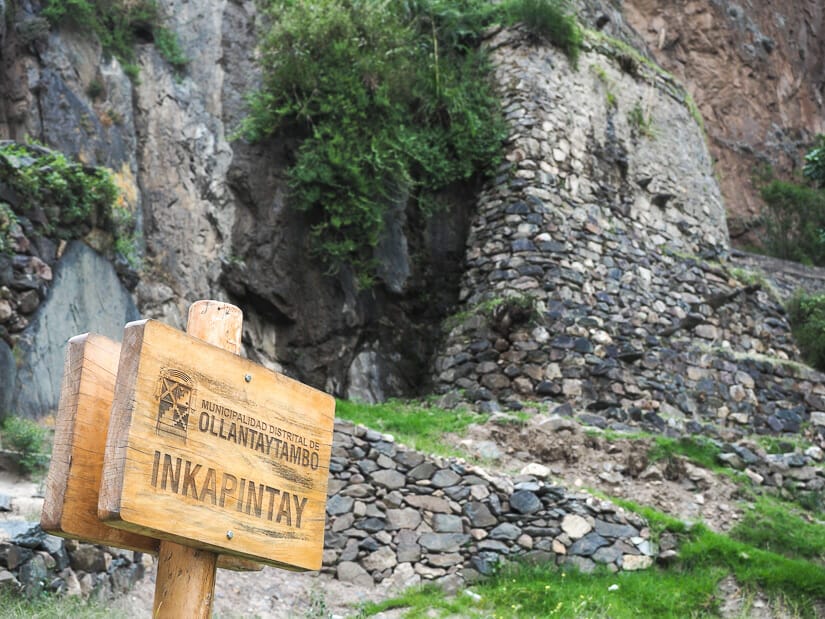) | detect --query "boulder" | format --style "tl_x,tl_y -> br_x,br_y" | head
10,242 -> 139,419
